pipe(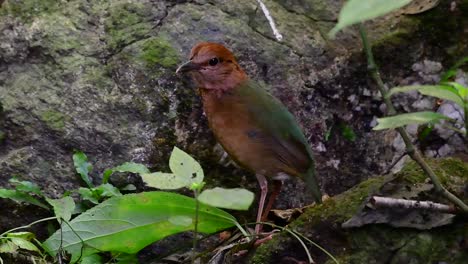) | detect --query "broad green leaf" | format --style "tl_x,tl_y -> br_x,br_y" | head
387,85 -> 464,108
47,196 -> 75,221
10,237 -> 40,252
169,147 -> 204,185
0,189 -> 49,209
103,162 -> 150,184
0,240 -> 17,253
114,253 -> 138,264
42,192 -> 236,258
73,151 -> 93,188
9,178 -> 43,196
168,215 -> 193,227
373,111 -> 450,130
94,183 -> 122,198
329,0 -> 412,37
78,187 -> 99,204
198,188 -> 254,210
81,254 -> 103,264
141,172 -> 188,190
